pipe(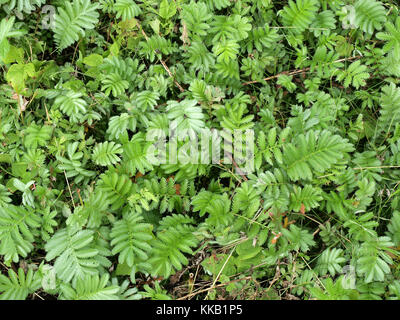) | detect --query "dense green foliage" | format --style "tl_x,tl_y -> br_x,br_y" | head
0,0 -> 400,300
